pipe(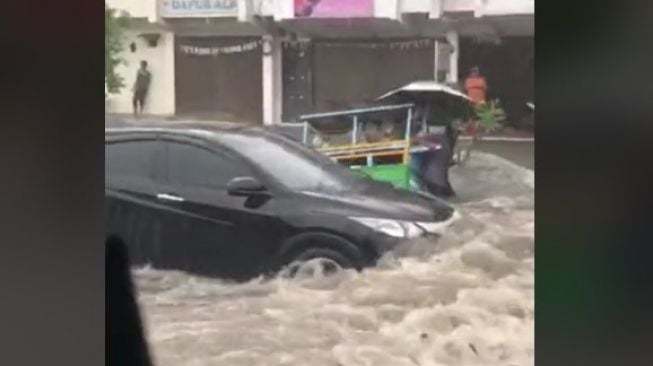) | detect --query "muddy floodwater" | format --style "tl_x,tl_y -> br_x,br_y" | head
134,152 -> 534,366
